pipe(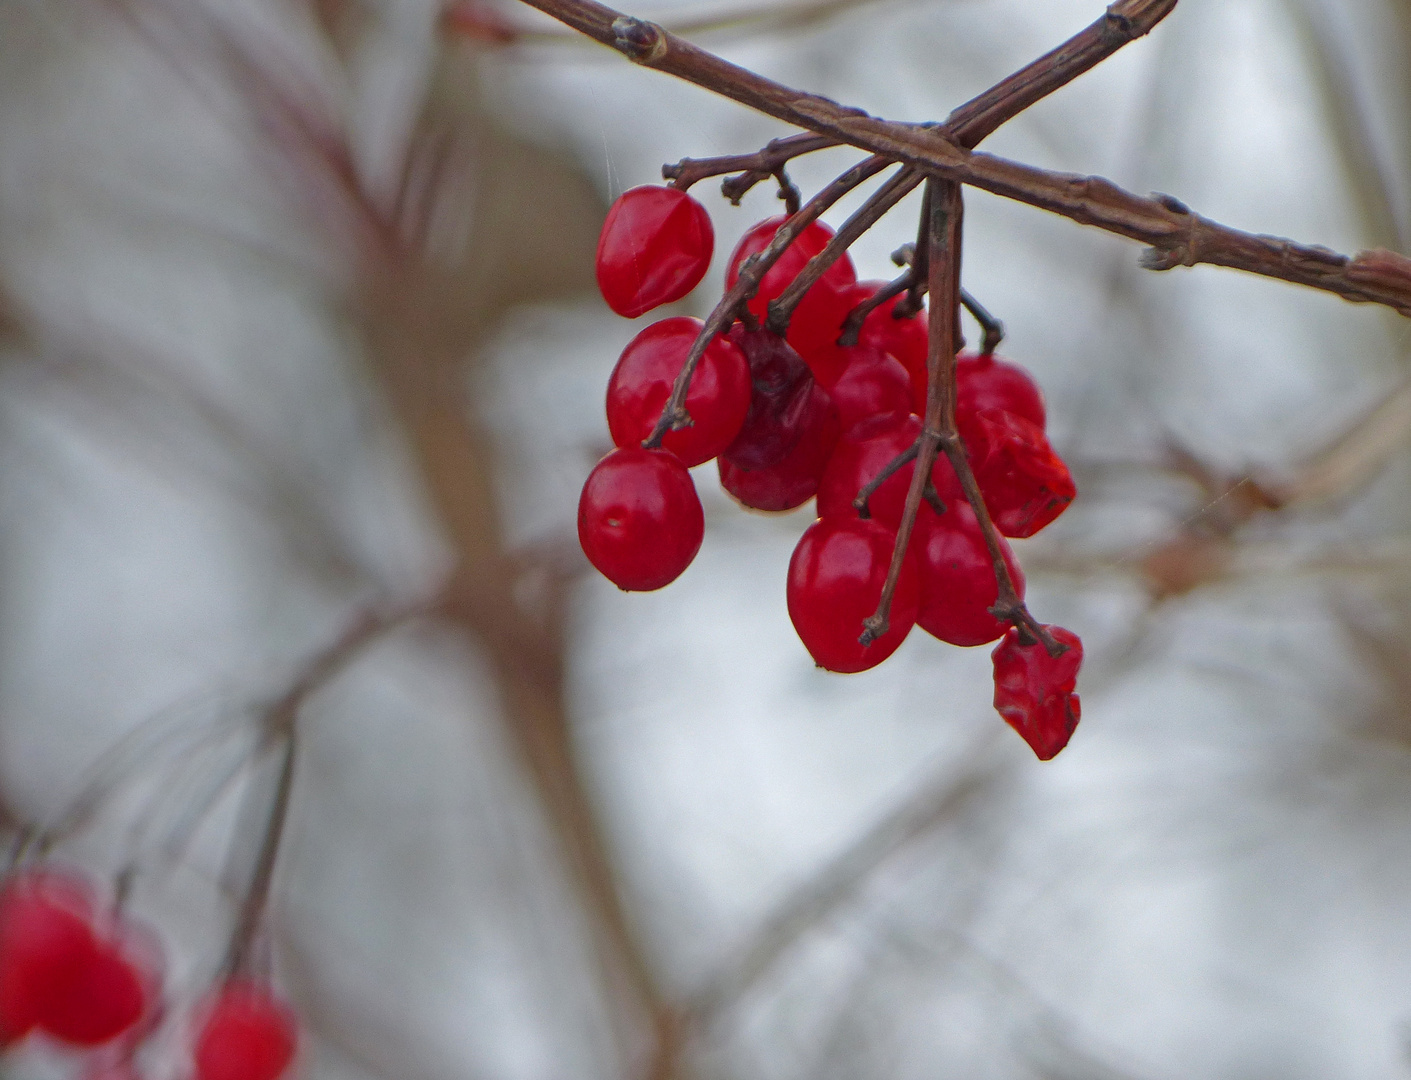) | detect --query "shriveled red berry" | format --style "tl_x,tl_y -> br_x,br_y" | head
968,410 -> 1075,538
578,448 -> 704,591
0,870 -> 95,1044
992,626 -> 1083,760
787,517 -> 919,673
915,505 -> 1025,647
606,317 -> 750,467
718,391 -> 839,512
828,344 -> 913,434
725,217 -> 856,364
193,981 -> 298,1080
720,327 -> 817,471
840,281 -> 929,412
596,186 -> 714,318
816,414 -> 960,530
956,352 -> 1045,432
